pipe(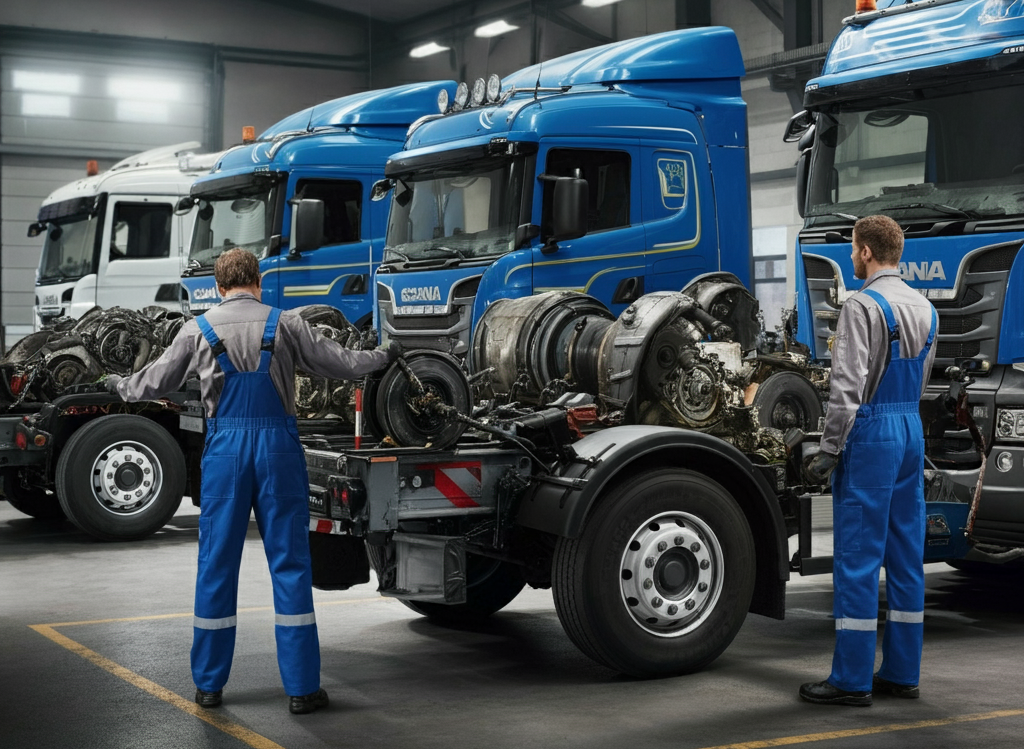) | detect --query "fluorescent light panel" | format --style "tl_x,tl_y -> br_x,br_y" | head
581,0 -> 623,6
116,100 -> 170,123
12,70 -> 80,94
475,20 -> 520,37
22,94 -> 71,117
410,41 -> 450,58
108,77 -> 182,101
